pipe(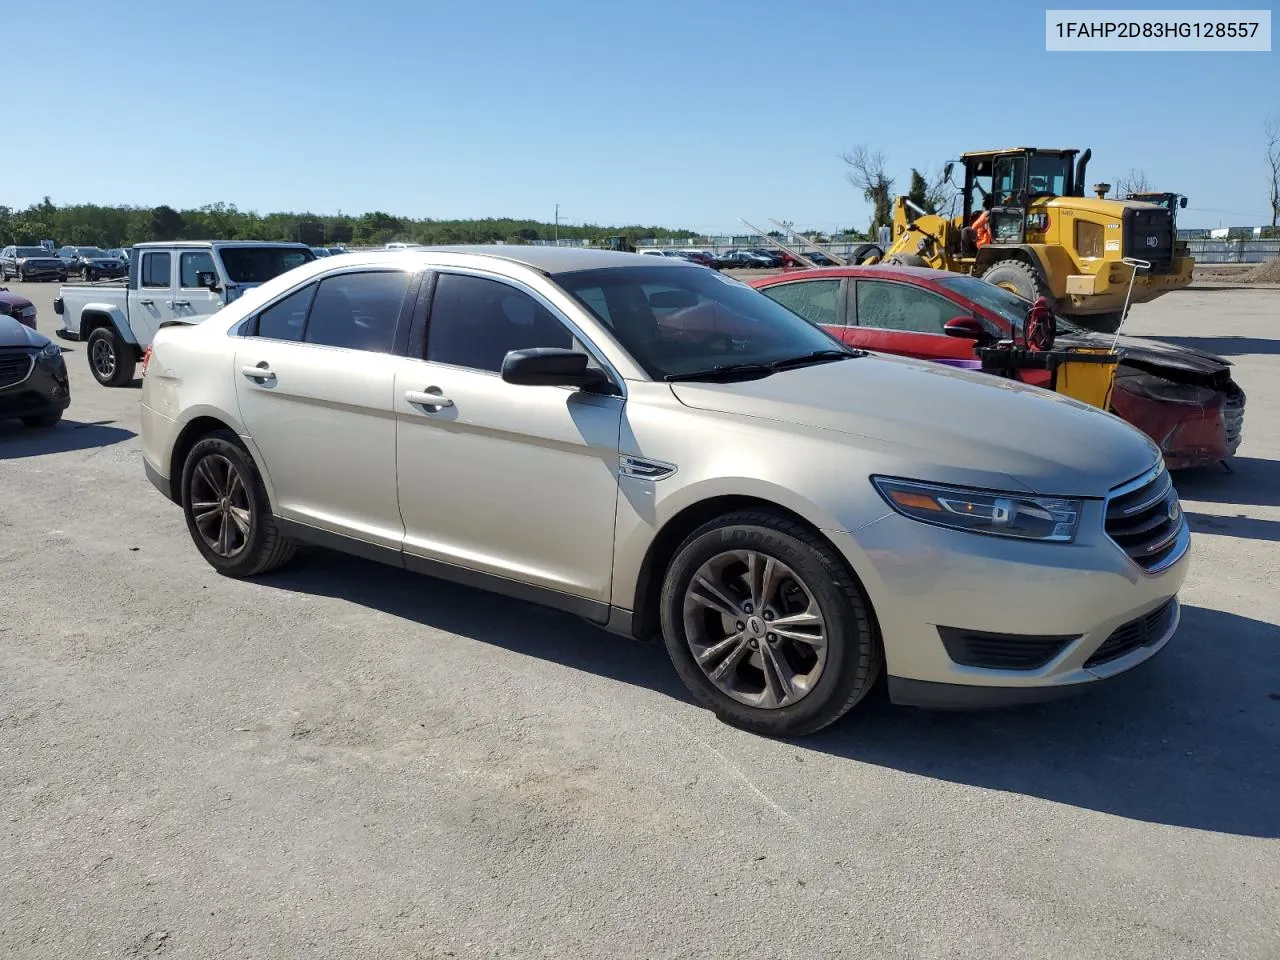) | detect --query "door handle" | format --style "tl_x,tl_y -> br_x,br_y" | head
241,363 -> 276,382
172,299 -> 190,308
404,388 -> 453,409
139,298 -> 154,306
